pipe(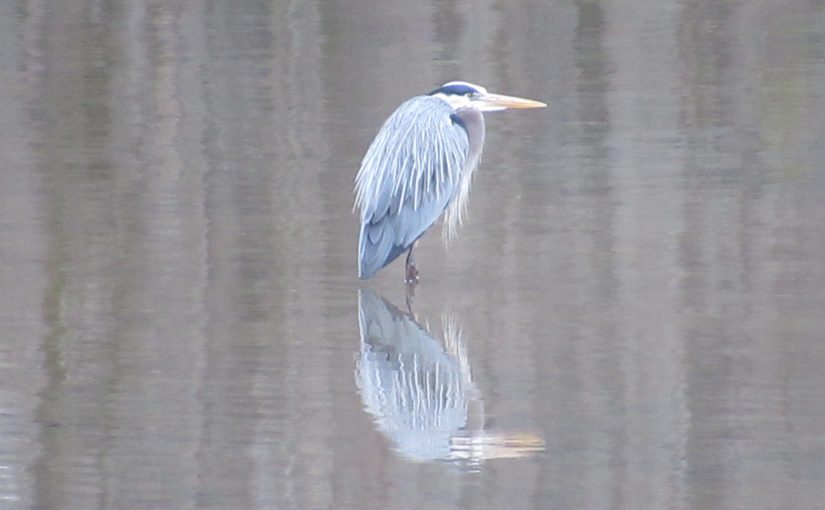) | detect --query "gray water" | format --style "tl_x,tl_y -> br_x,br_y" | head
2,1 -> 825,509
